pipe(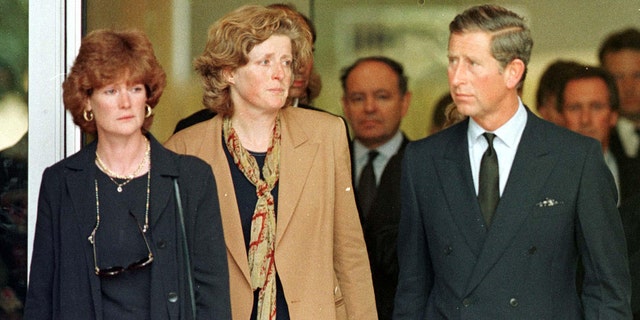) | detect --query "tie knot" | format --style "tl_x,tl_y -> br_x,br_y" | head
483,132 -> 496,147
367,150 -> 379,163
